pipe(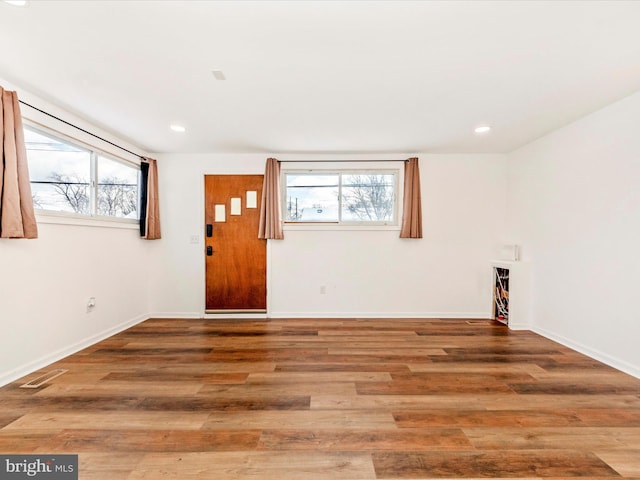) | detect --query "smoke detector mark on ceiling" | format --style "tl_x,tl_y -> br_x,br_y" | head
211,70 -> 226,81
